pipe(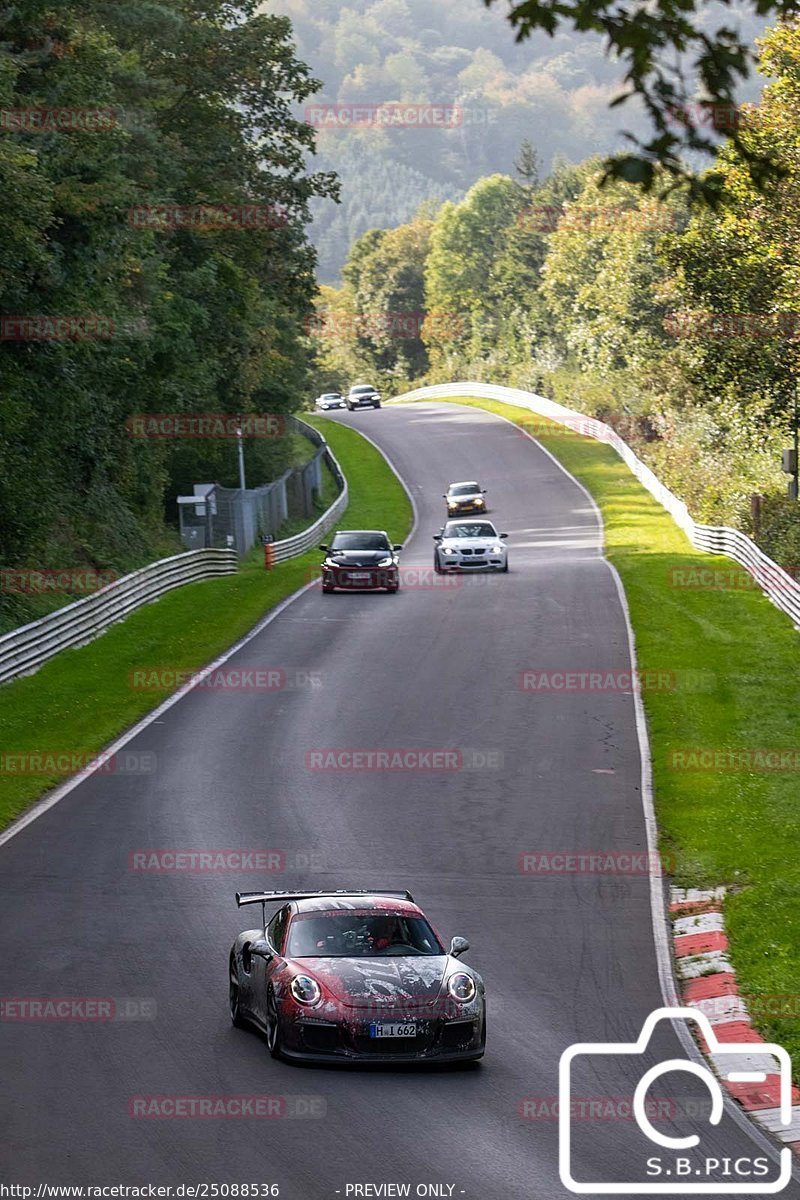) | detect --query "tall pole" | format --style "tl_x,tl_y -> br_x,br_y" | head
236,424 -> 246,492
